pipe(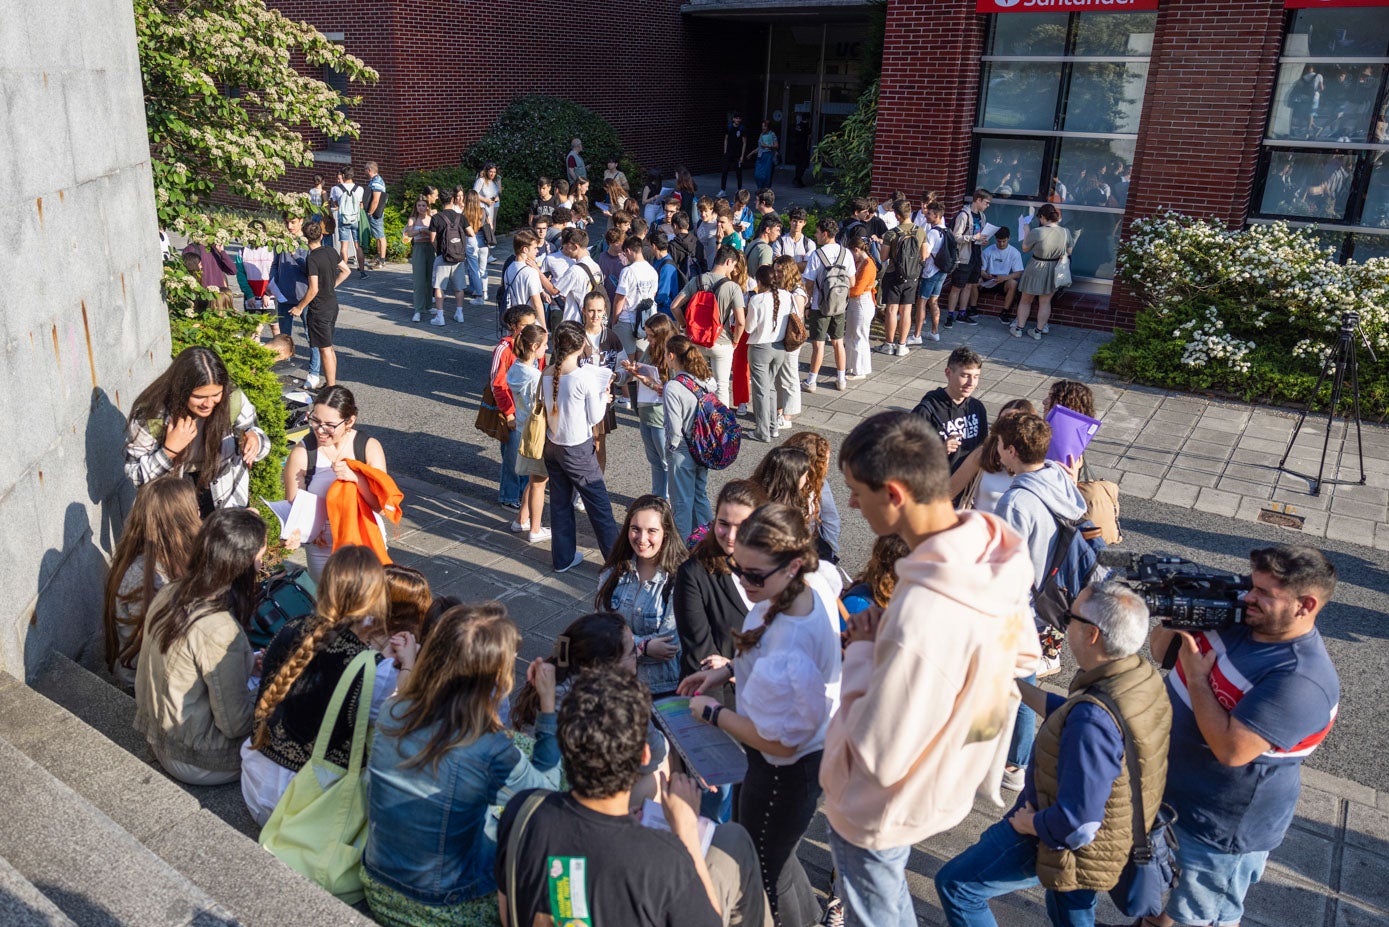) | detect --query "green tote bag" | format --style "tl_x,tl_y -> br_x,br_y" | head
259,649 -> 377,904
